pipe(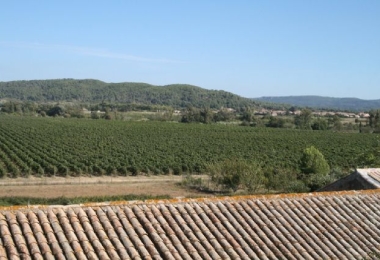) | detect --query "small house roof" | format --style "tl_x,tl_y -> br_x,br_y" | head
358,168 -> 380,186
320,168 -> 380,192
